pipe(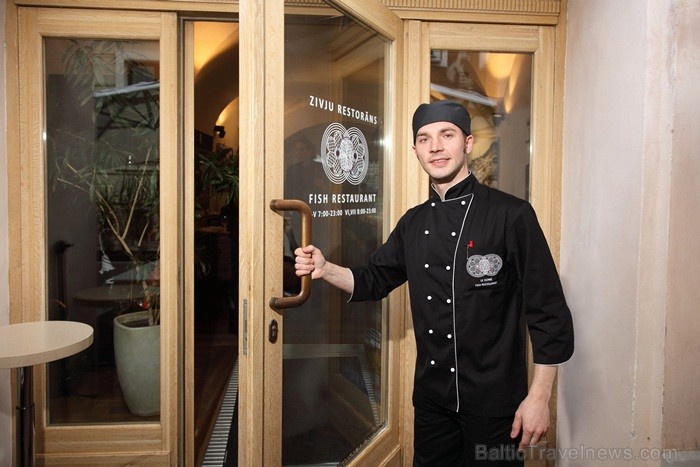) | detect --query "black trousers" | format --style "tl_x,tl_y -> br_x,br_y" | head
413,399 -> 524,467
